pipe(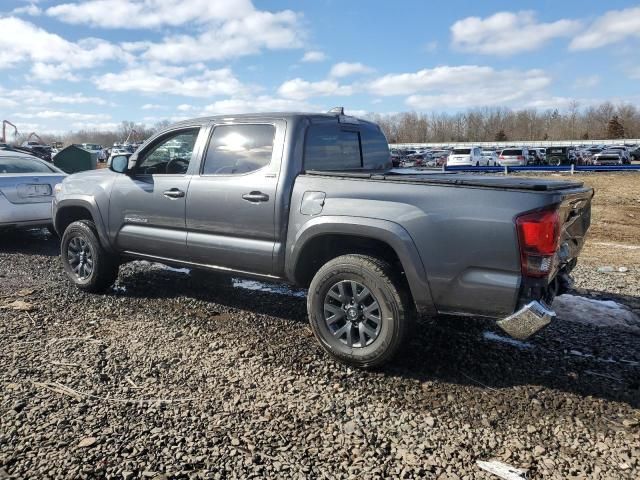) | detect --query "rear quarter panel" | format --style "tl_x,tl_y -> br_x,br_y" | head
289,175 -> 574,317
